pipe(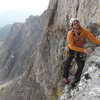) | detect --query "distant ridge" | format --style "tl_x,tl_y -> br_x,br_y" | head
0,10 -> 43,27
0,24 -> 12,41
